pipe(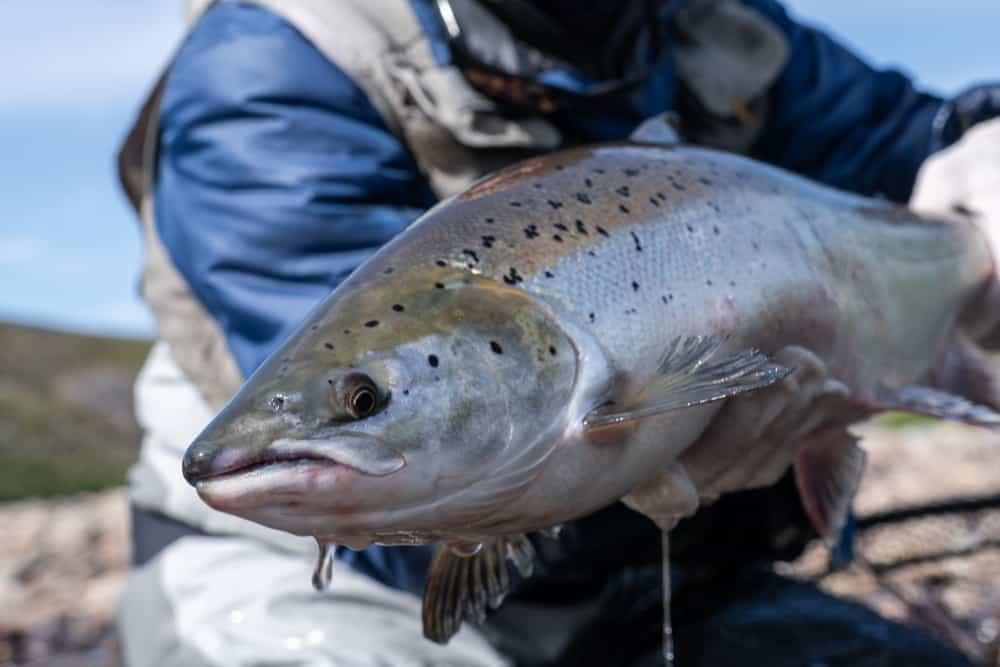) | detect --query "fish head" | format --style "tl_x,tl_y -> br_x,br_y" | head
182,269 -> 578,545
